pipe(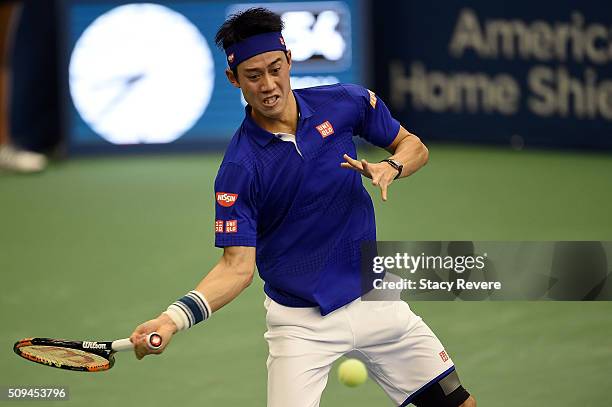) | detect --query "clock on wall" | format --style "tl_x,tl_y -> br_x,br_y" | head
68,3 -> 215,145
